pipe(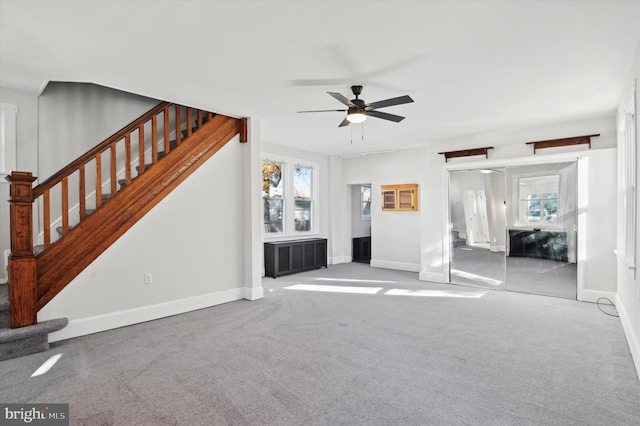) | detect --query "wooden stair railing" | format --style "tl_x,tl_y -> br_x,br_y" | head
7,103 -> 248,328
